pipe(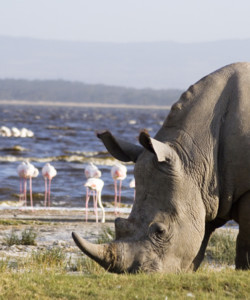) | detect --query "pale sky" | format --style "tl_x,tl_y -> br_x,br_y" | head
1,0 -> 250,43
